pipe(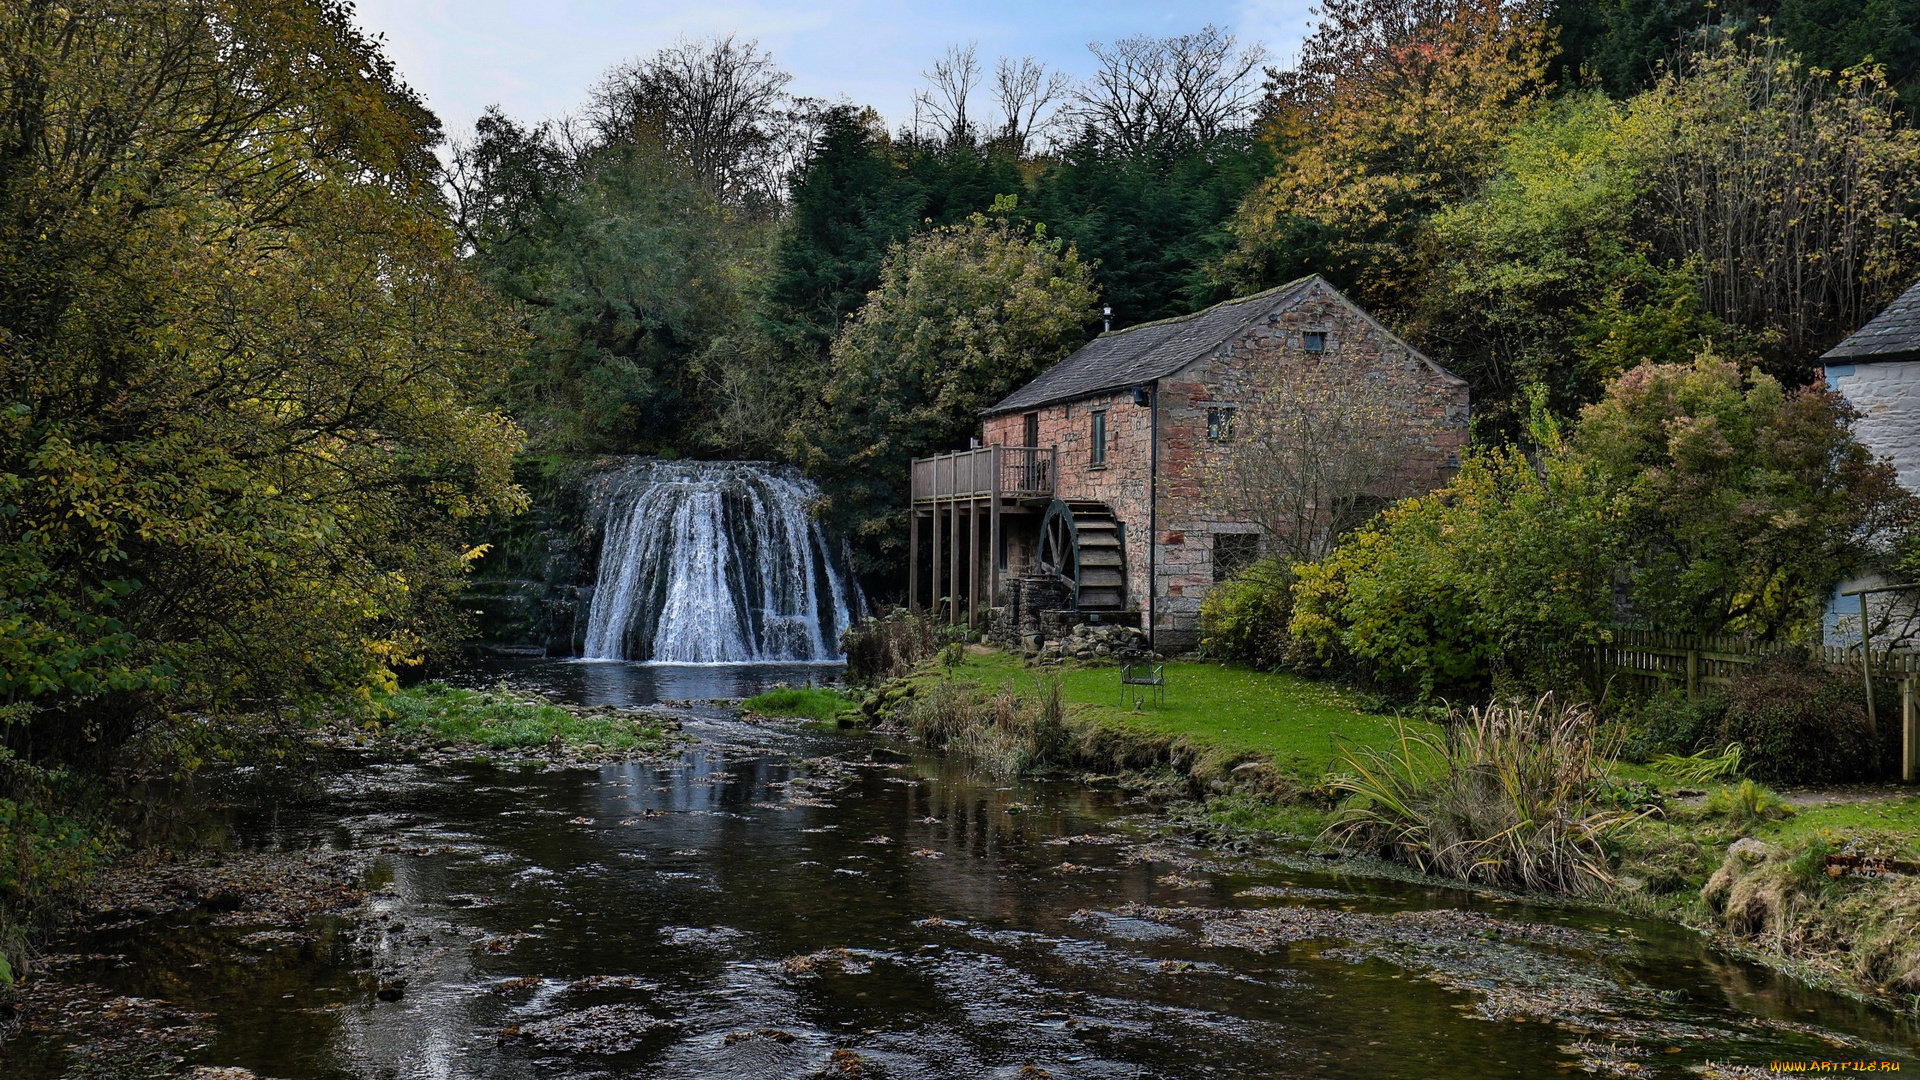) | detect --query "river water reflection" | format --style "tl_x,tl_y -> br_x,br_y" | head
14,660 -> 1919,1078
